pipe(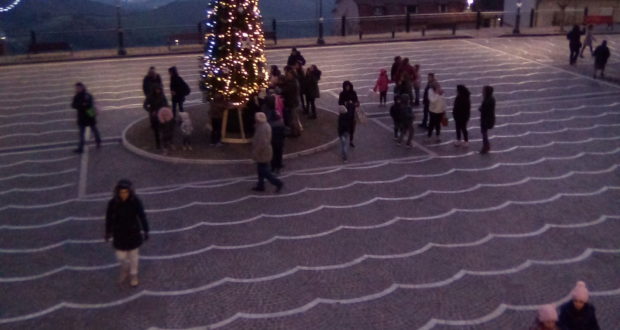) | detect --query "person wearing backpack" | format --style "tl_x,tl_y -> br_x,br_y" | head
72,82 -> 102,154
168,66 -> 190,118
105,179 -> 149,287
396,94 -> 414,148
